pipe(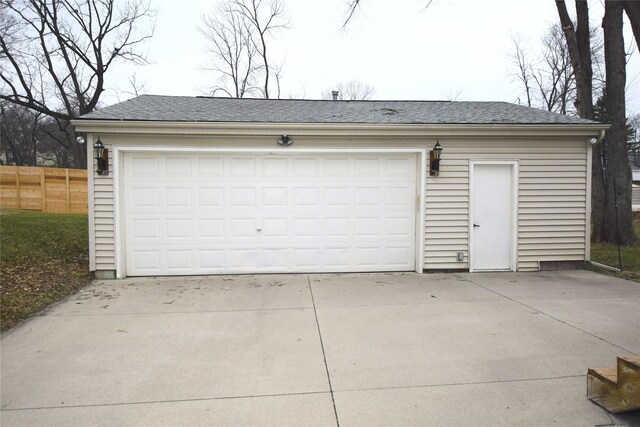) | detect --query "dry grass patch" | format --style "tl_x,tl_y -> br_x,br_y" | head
1,209 -> 91,331
589,212 -> 640,283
